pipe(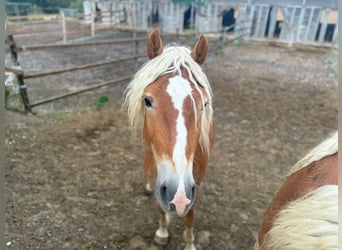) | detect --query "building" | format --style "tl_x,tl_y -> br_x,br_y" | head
83,0 -> 338,45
